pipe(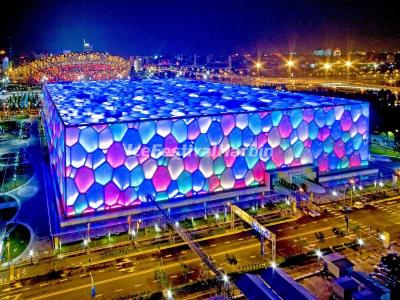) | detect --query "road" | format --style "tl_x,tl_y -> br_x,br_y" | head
1,197 -> 399,299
